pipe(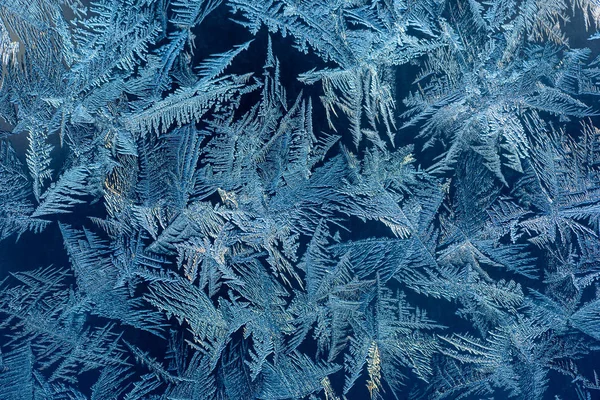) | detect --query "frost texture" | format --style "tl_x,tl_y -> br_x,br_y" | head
1,0 -> 600,399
